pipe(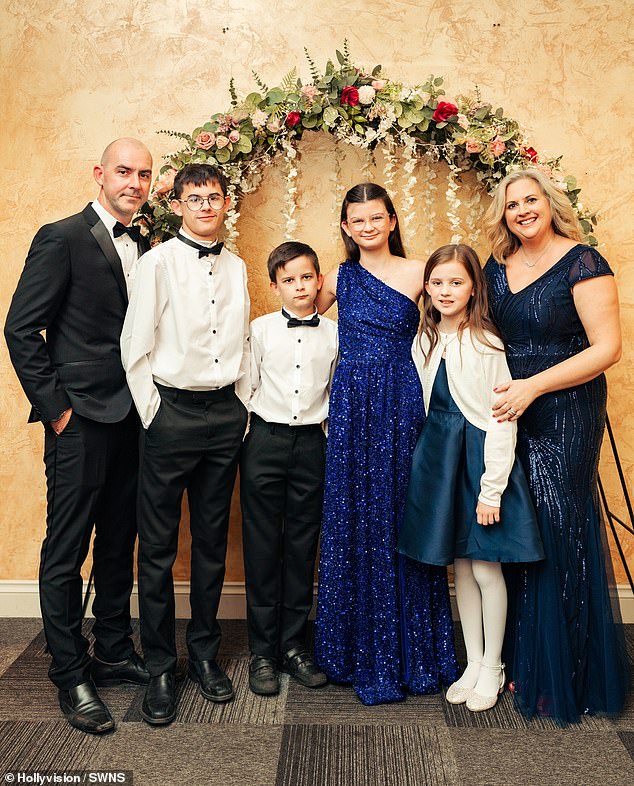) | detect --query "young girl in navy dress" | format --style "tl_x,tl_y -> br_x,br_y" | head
397,244 -> 543,712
